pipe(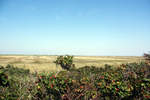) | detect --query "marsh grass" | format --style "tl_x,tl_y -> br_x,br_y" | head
0,55 -> 143,73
